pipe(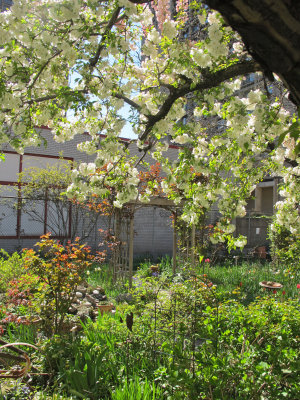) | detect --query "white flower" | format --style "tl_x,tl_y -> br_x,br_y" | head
79,162 -> 96,175
236,204 -> 246,217
198,14 -> 206,25
162,20 -> 177,40
191,48 -> 212,68
113,200 -> 123,208
147,29 -> 160,44
207,12 -> 219,25
248,89 -> 262,105
234,237 -> 247,248
232,42 -> 244,54
174,134 -> 190,144
155,141 -> 169,152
